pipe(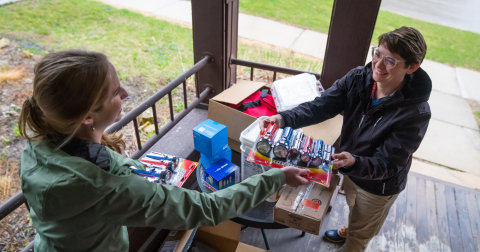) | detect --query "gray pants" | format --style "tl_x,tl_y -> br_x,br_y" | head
338,176 -> 399,252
